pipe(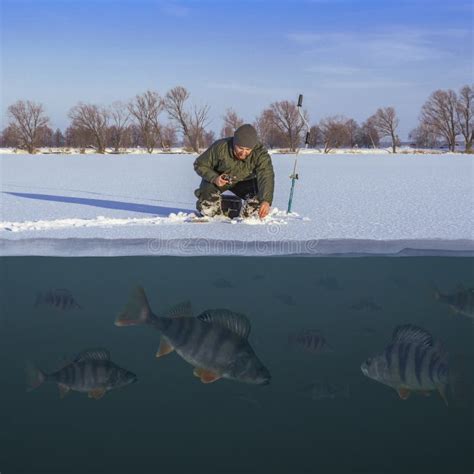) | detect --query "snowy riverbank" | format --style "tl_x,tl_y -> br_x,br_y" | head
1,153 -> 472,256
